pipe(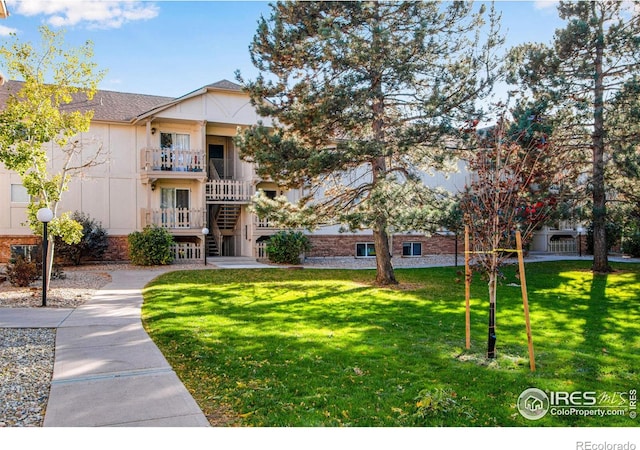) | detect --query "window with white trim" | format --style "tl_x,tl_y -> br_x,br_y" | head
355,242 -> 376,258
402,242 -> 422,257
11,184 -> 30,203
160,132 -> 190,150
